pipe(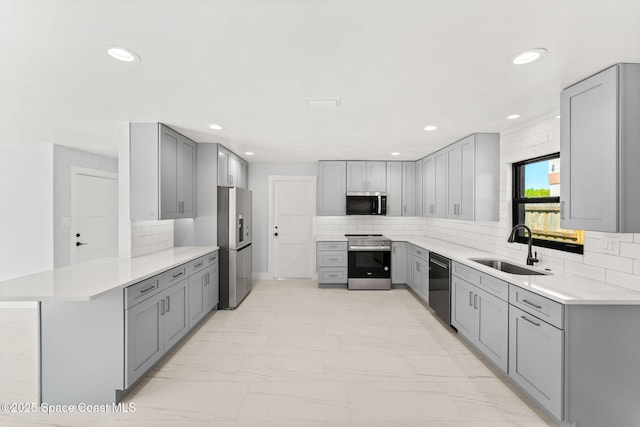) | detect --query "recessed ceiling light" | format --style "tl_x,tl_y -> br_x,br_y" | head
507,114 -> 521,120
391,152 -> 400,156
245,152 -> 254,156
423,125 -> 438,131
107,46 -> 141,63
208,123 -> 225,130
511,48 -> 548,65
